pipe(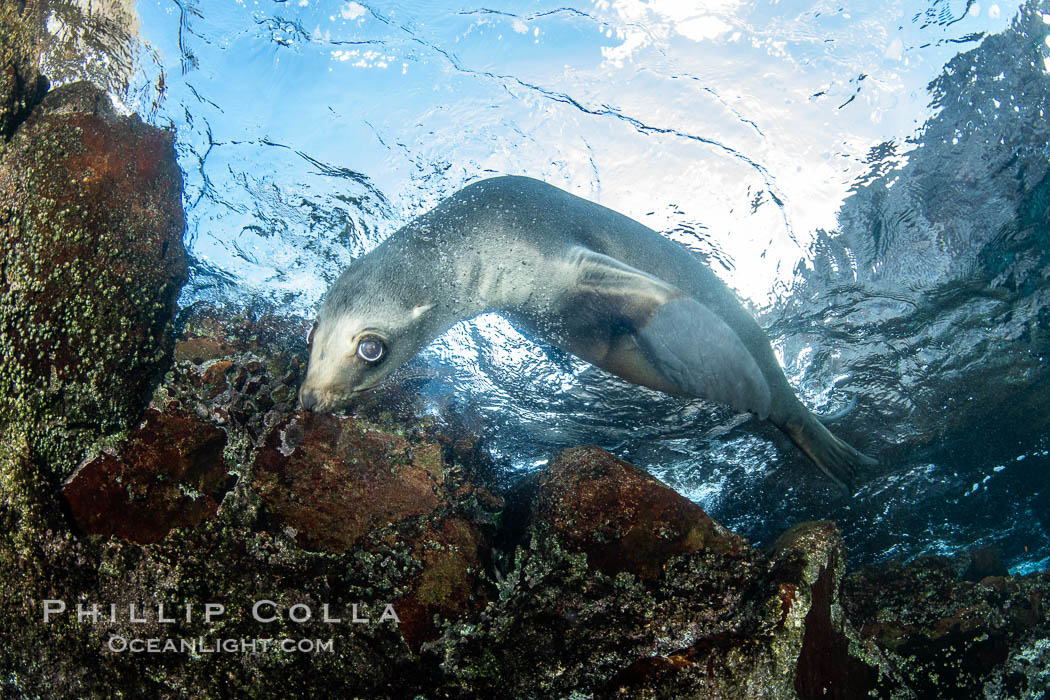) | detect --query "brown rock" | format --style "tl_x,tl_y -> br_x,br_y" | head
253,411 -> 444,553
201,360 -> 233,397
252,410 -> 500,651
395,516 -> 487,652
530,446 -> 748,581
62,408 -> 229,544
174,336 -> 237,364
